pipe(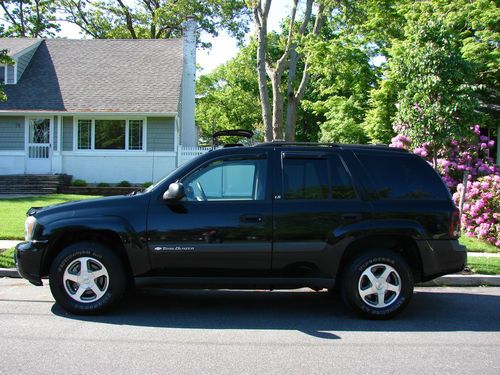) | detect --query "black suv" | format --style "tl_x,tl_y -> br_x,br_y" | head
15,142 -> 466,319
